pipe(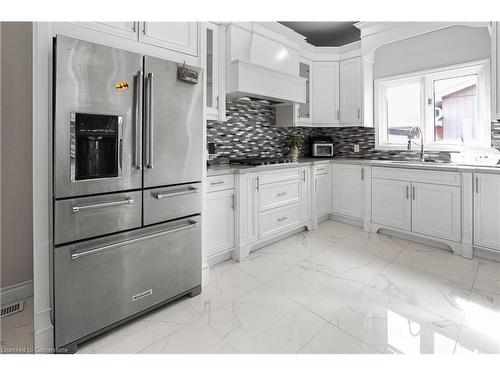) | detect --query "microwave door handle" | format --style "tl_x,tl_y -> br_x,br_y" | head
134,71 -> 143,170
146,72 -> 154,169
